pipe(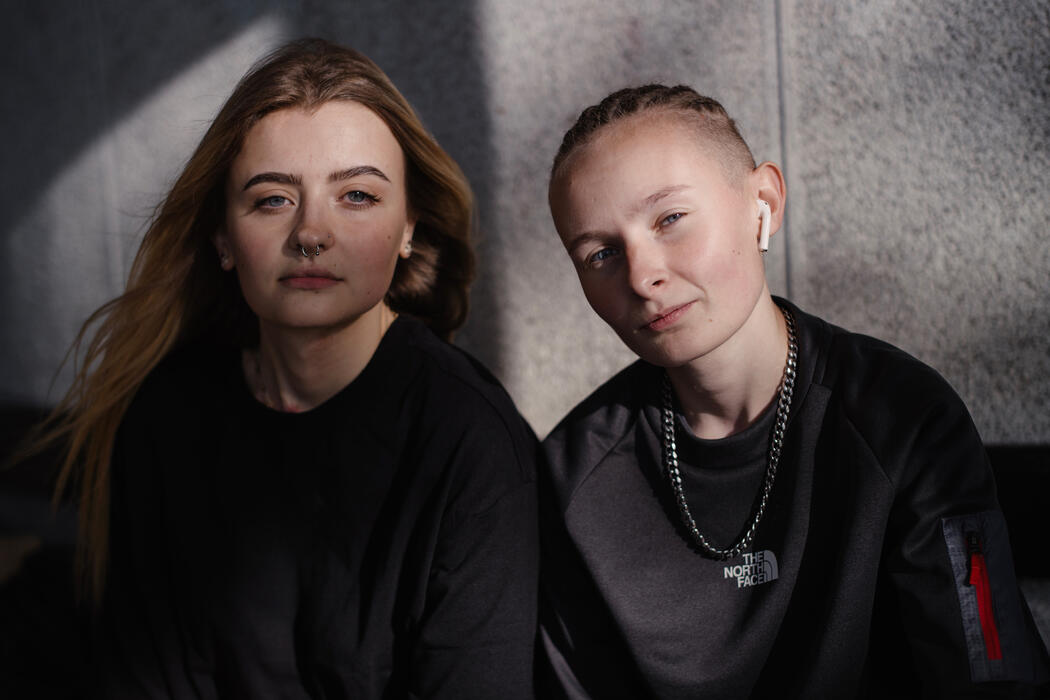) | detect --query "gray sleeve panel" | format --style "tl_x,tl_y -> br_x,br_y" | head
942,511 -> 1048,684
